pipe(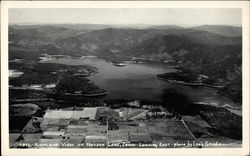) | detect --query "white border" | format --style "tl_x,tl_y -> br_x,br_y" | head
1,1 -> 250,156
